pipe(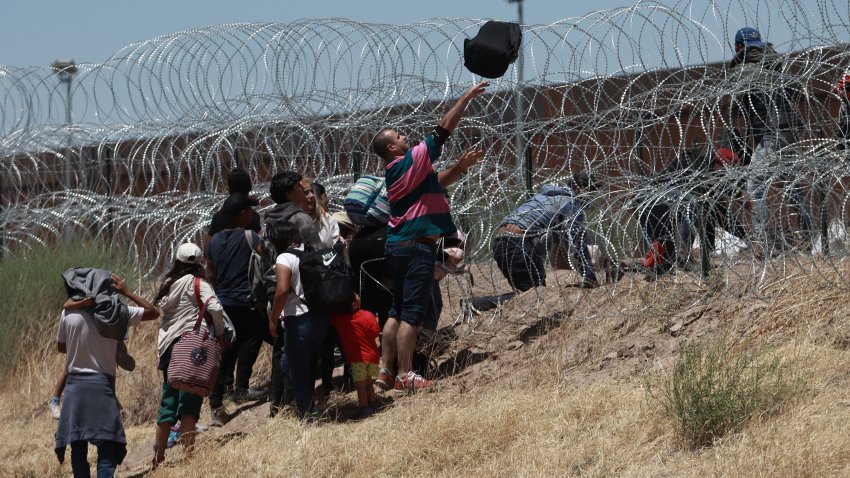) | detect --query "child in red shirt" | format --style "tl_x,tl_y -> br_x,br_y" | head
331,294 -> 381,417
